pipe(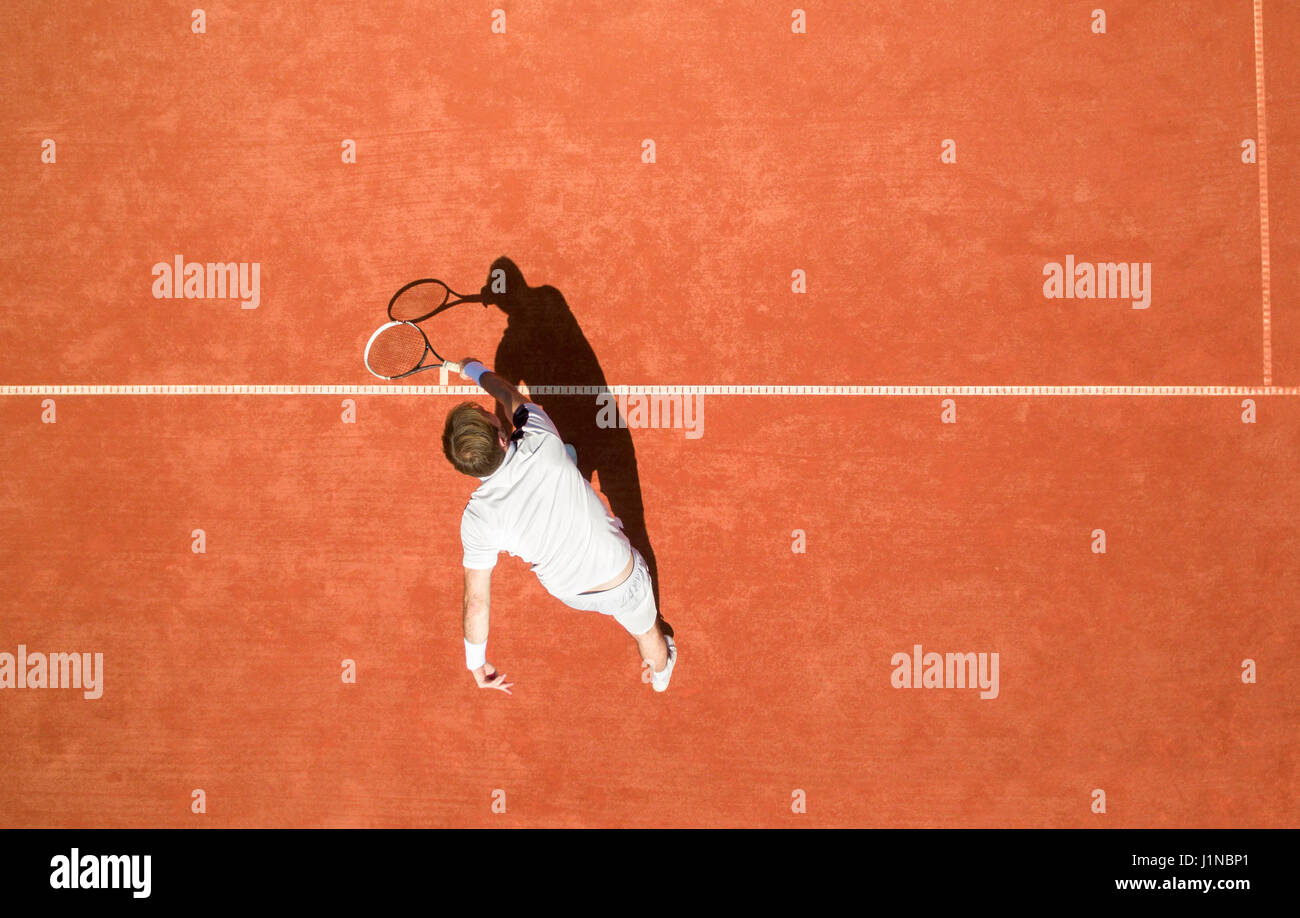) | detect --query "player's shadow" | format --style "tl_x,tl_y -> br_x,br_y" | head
477,256 -> 672,639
